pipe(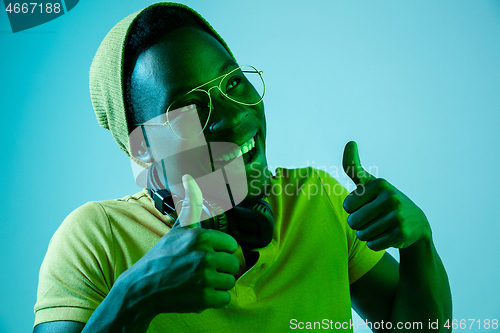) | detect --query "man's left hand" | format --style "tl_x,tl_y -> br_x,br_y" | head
342,141 -> 431,251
